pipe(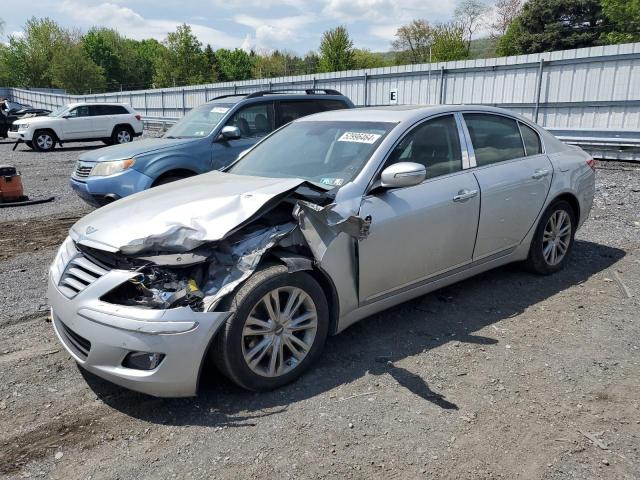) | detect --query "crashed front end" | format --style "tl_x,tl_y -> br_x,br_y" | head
48,176 -> 365,397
